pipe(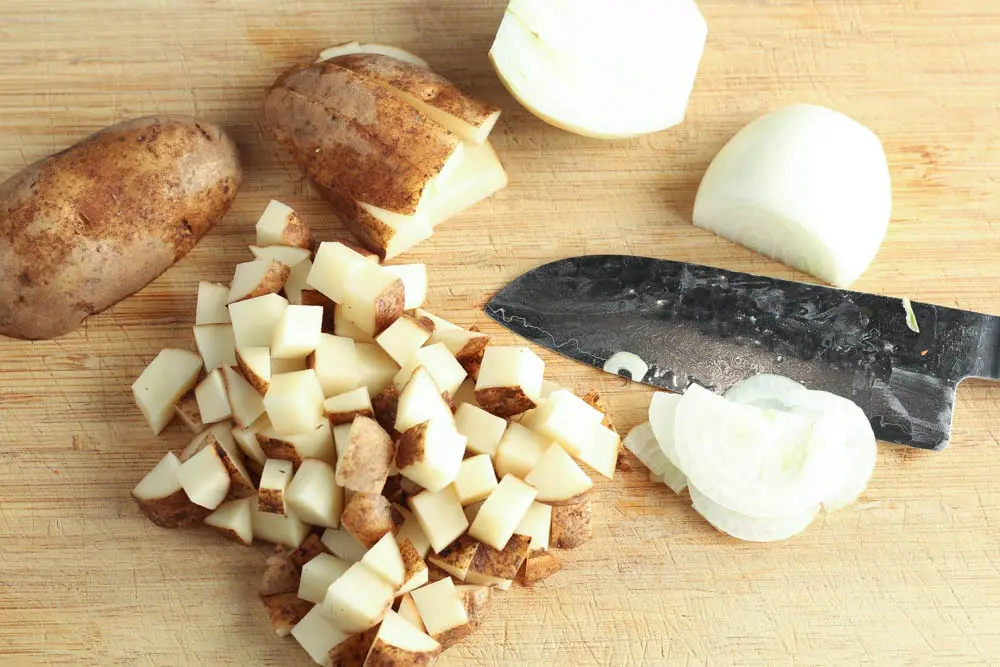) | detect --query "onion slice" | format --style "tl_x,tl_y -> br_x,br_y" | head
689,484 -> 819,543
624,422 -> 687,494
648,392 -> 683,468
724,374 -> 806,410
